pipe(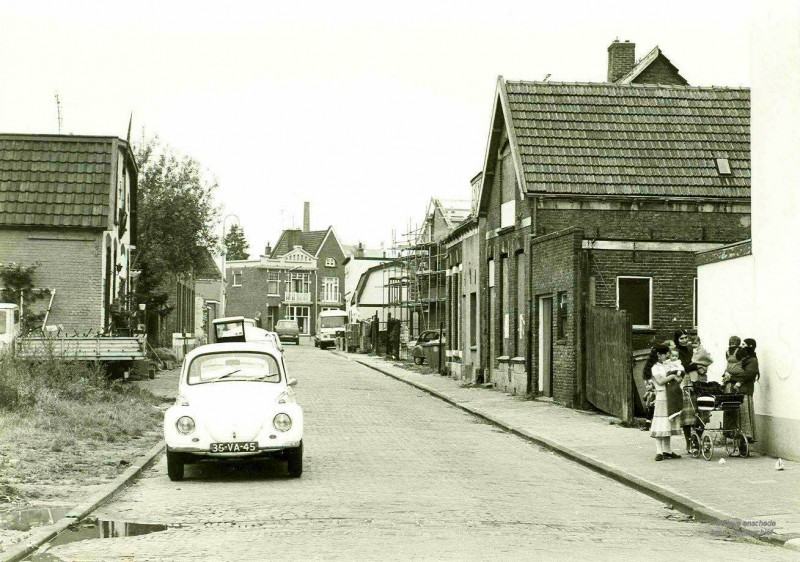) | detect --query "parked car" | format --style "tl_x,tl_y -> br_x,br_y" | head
163,342 -> 304,481
410,330 -> 445,365
275,319 -> 301,344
